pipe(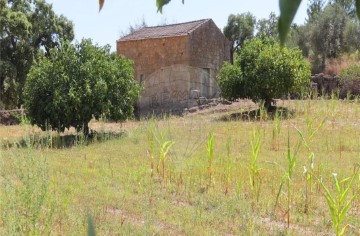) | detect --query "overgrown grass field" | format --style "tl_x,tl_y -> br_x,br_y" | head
0,98 -> 359,235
